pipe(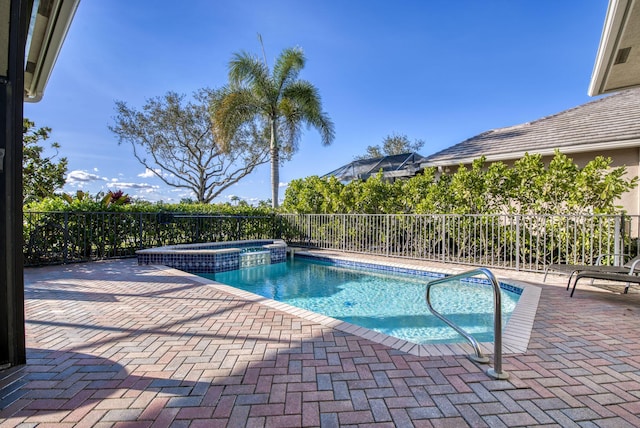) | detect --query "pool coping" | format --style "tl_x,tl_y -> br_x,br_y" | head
136,239 -> 288,273
136,239 -> 287,254
151,251 -> 541,358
